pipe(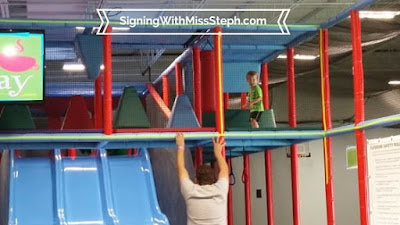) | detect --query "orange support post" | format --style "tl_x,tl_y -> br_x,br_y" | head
162,74 -> 170,108
213,26 -> 225,136
175,63 -> 183,96
287,48 -> 300,225
261,63 -> 274,225
103,26 -> 113,135
351,10 -> 368,225
320,29 -> 336,225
